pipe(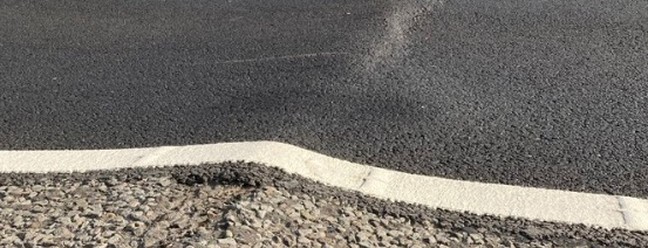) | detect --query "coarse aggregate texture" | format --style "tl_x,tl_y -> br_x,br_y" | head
0,162 -> 646,247
1,0 -> 648,198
